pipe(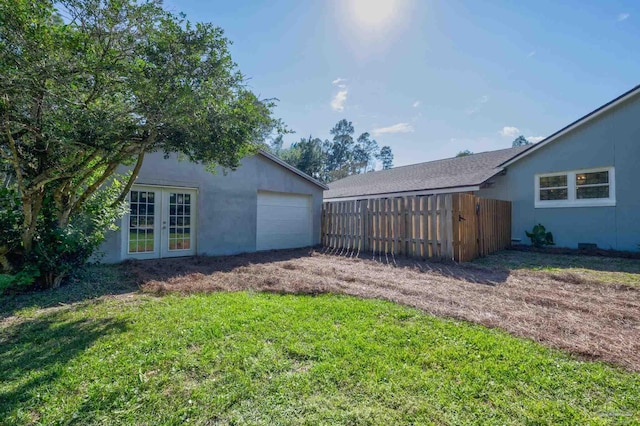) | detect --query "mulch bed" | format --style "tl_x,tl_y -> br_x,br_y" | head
126,248 -> 640,372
